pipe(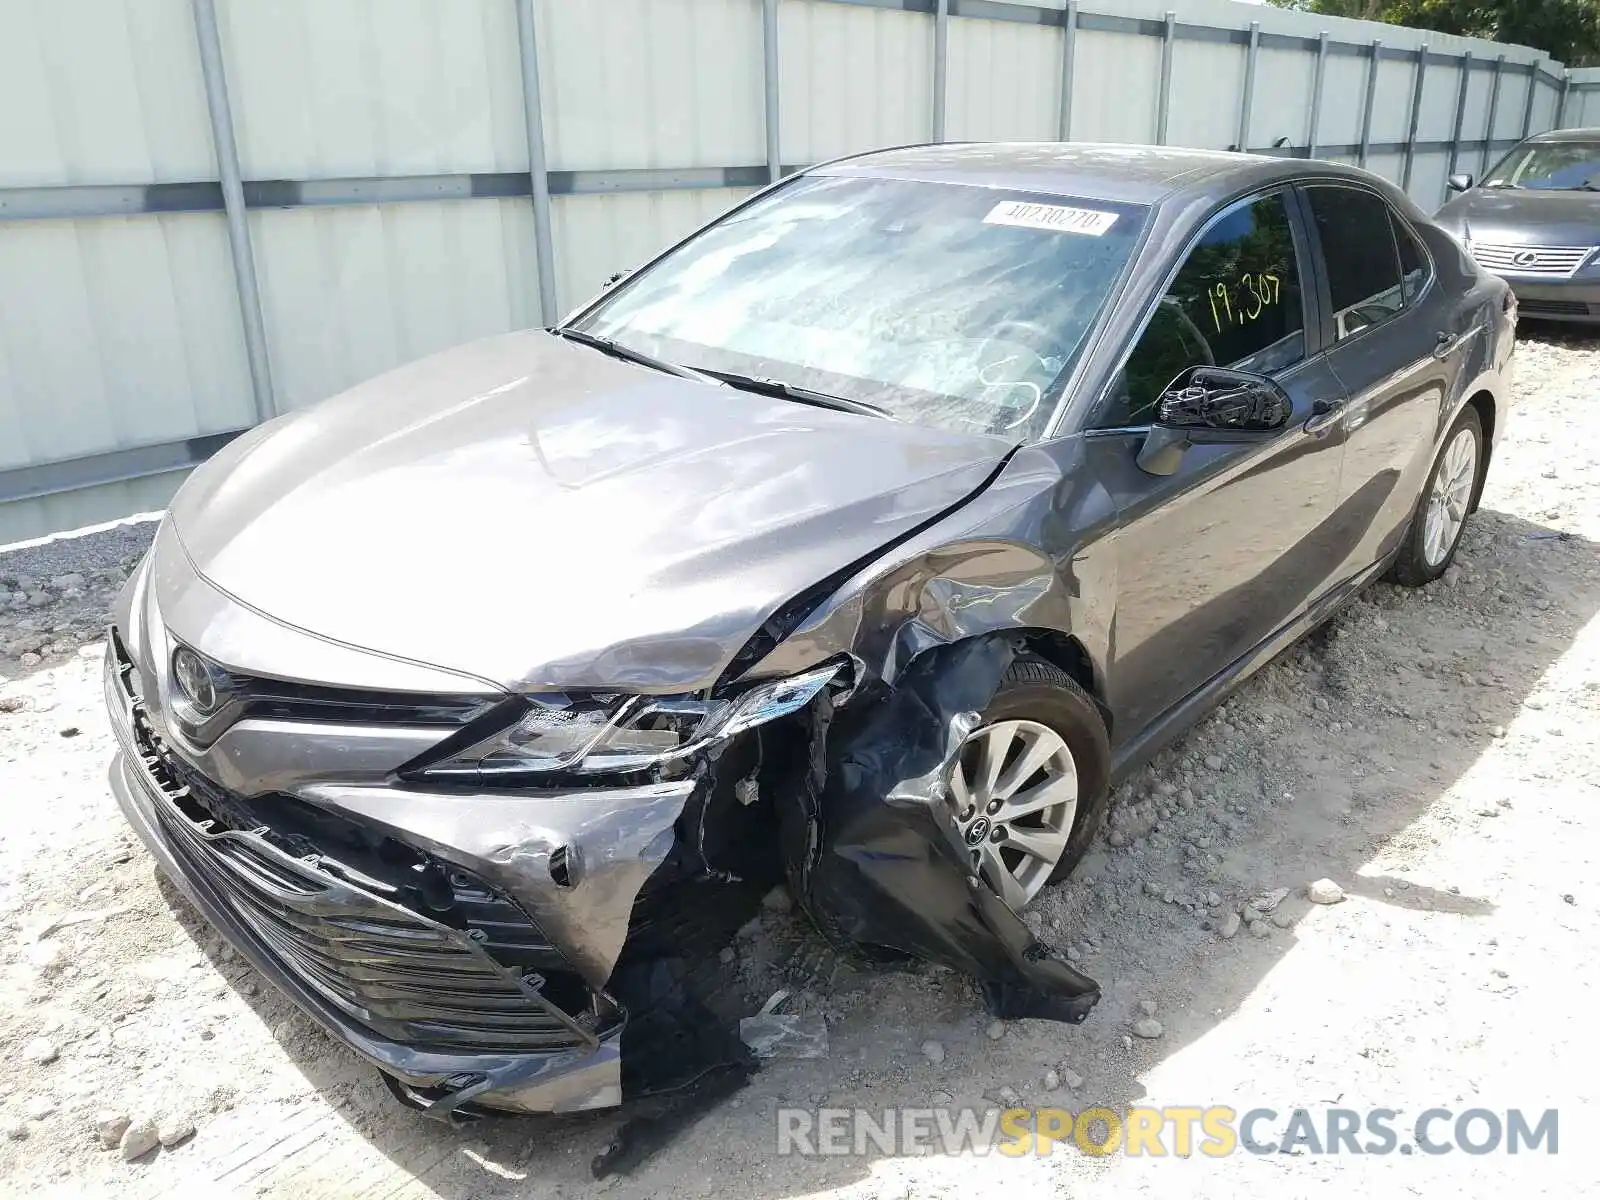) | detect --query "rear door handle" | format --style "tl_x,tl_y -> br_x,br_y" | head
1433,324 -> 1482,361
1304,396 -> 1345,435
